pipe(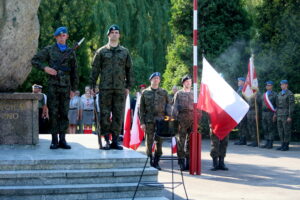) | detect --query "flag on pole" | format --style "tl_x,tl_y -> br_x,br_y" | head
198,57 -> 249,140
171,137 -> 177,154
129,92 -> 145,150
242,56 -> 258,99
123,94 -> 131,148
